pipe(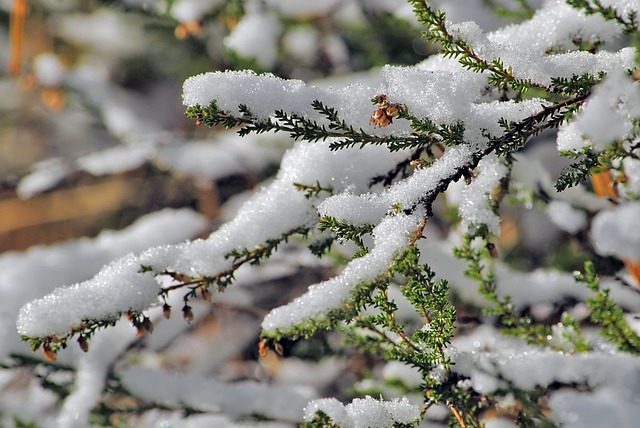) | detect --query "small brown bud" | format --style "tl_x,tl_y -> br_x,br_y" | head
182,305 -> 194,323
201,288 -> 213,303
163,303 -> 172,319
78,336 -> 89,353
142,317 -> 154,334
487,242 -> 499,259
274,342 -> 284,357
385,104 -> 400,117
258,339 -> 269,358
42,343 -> 57,362
370,109 -> 392,128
